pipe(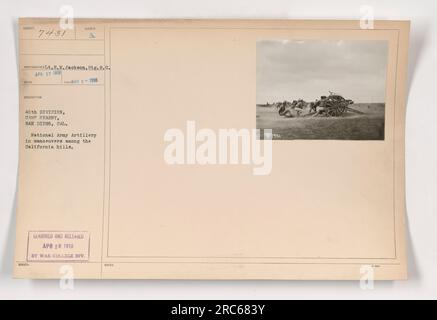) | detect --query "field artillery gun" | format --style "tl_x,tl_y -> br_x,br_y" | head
311,92 -> 362,117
